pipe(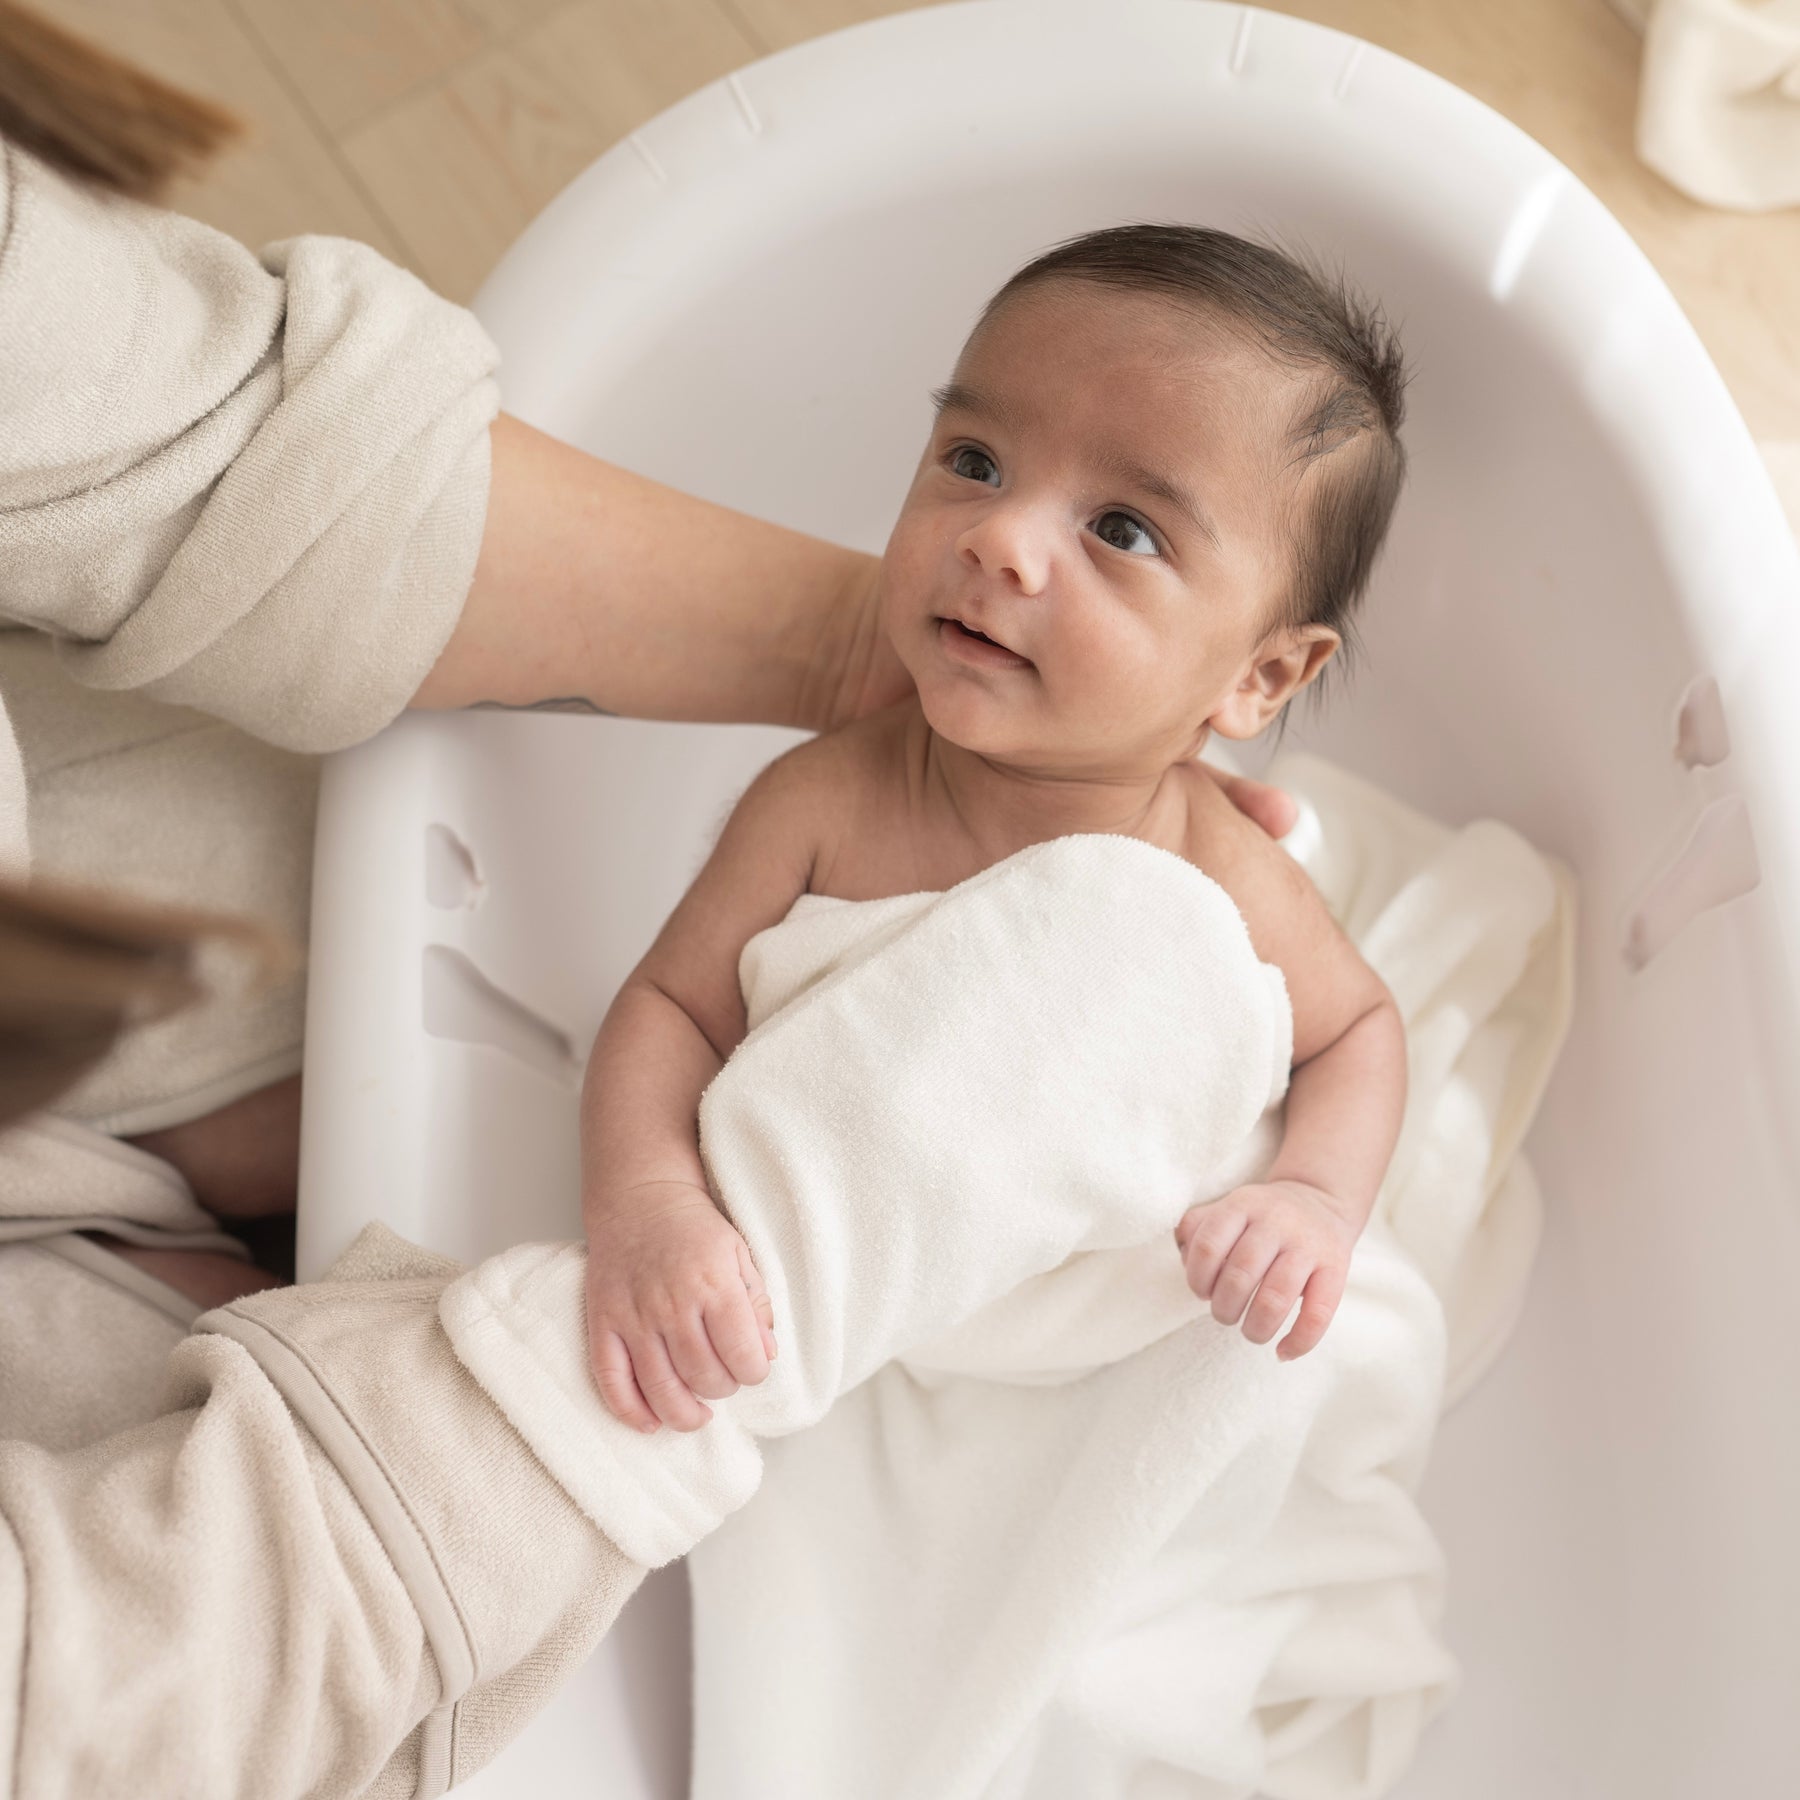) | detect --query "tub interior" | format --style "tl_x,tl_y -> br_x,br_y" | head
300,5 -> 1800,1794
